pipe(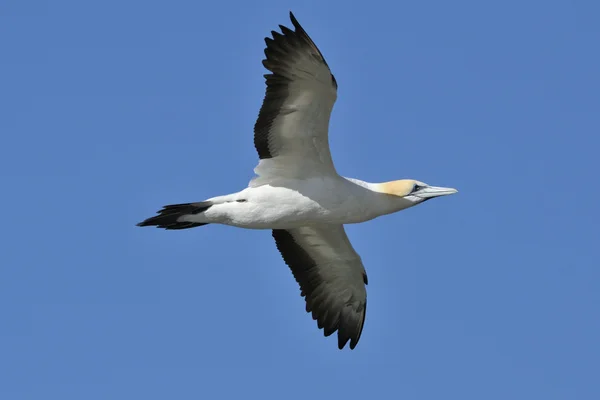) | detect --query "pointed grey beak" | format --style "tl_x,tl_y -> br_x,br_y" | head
417,186 -> 458,199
